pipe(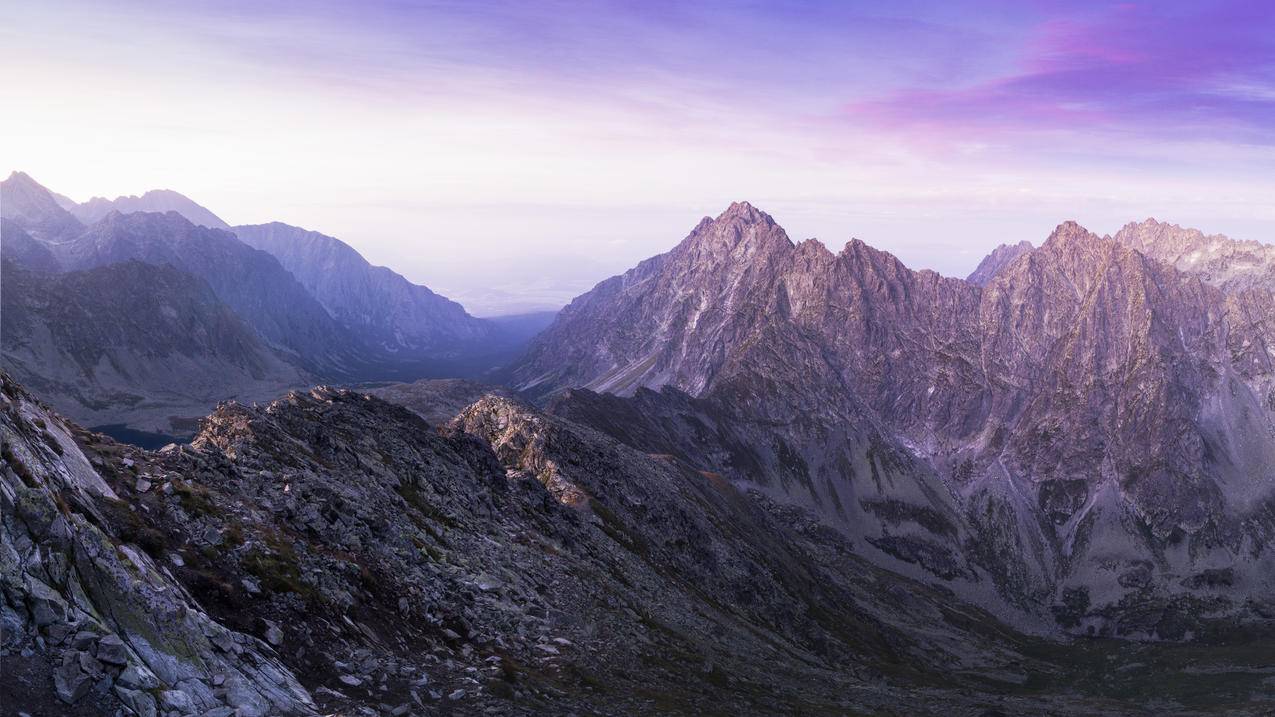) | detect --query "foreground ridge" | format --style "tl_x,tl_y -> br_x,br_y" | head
13,371 -> 1275,713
